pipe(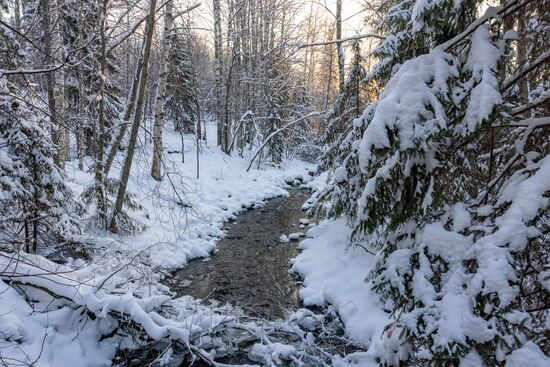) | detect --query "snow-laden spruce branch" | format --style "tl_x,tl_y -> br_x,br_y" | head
246,112 -> 322,171
439,0 -> 531,51
296,33 -> 386,49
0,18 -> 98,76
